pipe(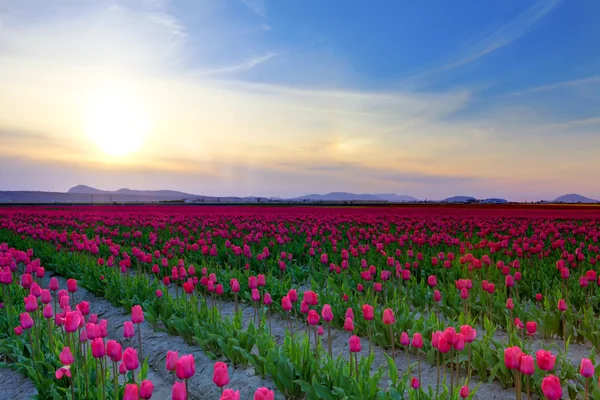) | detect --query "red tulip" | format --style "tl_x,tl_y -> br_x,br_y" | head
64,311 -> 80,333
287,289 -> 298,303
580,358 -> 594,378
262,292 -> 271,305
541,375 -> 562,400
345,308 -> 354,320
383,308 -> 395,325
77,301 -> 90,316
176,354 -> 195,379
412,332 -> 423,348
459,325 -> 476,342
506,298 -> 514,310
536,349 -> 556,371
525,321 -> 537,336
433,290 -> 441,302
43,304 -> 53,319
459,385 -> 470,398
431,332 -> 441,348
166,350 -> 178,372
349,335 -> 362,352
504,346 -> 522,370
140,380 -> 154,399
55,366 -> 72,379
281,296 -> 292,311
67,279 -> 77,293
49,277 -> 59,291
453,333 -> 465,351
427,275 -> 437,287
442,327 -> 456,345
307,310 -> 320,325
92,338 -> 105,358
321,305 -> 333,321
123,347 -> 139,371
183,282 -> 194,294
123,384 -> 139,400
514,318 -> 524,330
362,304 -> 374,320
343,317 -> 354,332
558,299 -> 567,312
60,347 -> 74,365
107,340 -> 122,362
124,321 -> 135,338
248,276 -> 258,289
254,387 -> 274,400
20,312 -> 34,330
172,381 -> 187,400
411,377 -> 420,389
535,293 -> 543,301
220,389 -> 240,400
400,332 -> 410,347
437,335 -> 451,353
24,295 -> 38,312
520,355 -> 535,375
131,305 -> 144,324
